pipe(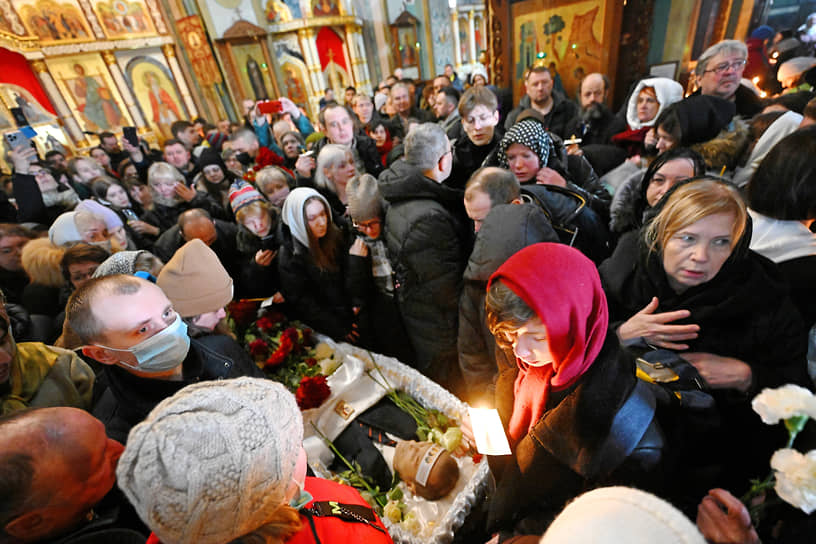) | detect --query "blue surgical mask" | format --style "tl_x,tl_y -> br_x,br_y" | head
95,314 -> 190,373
